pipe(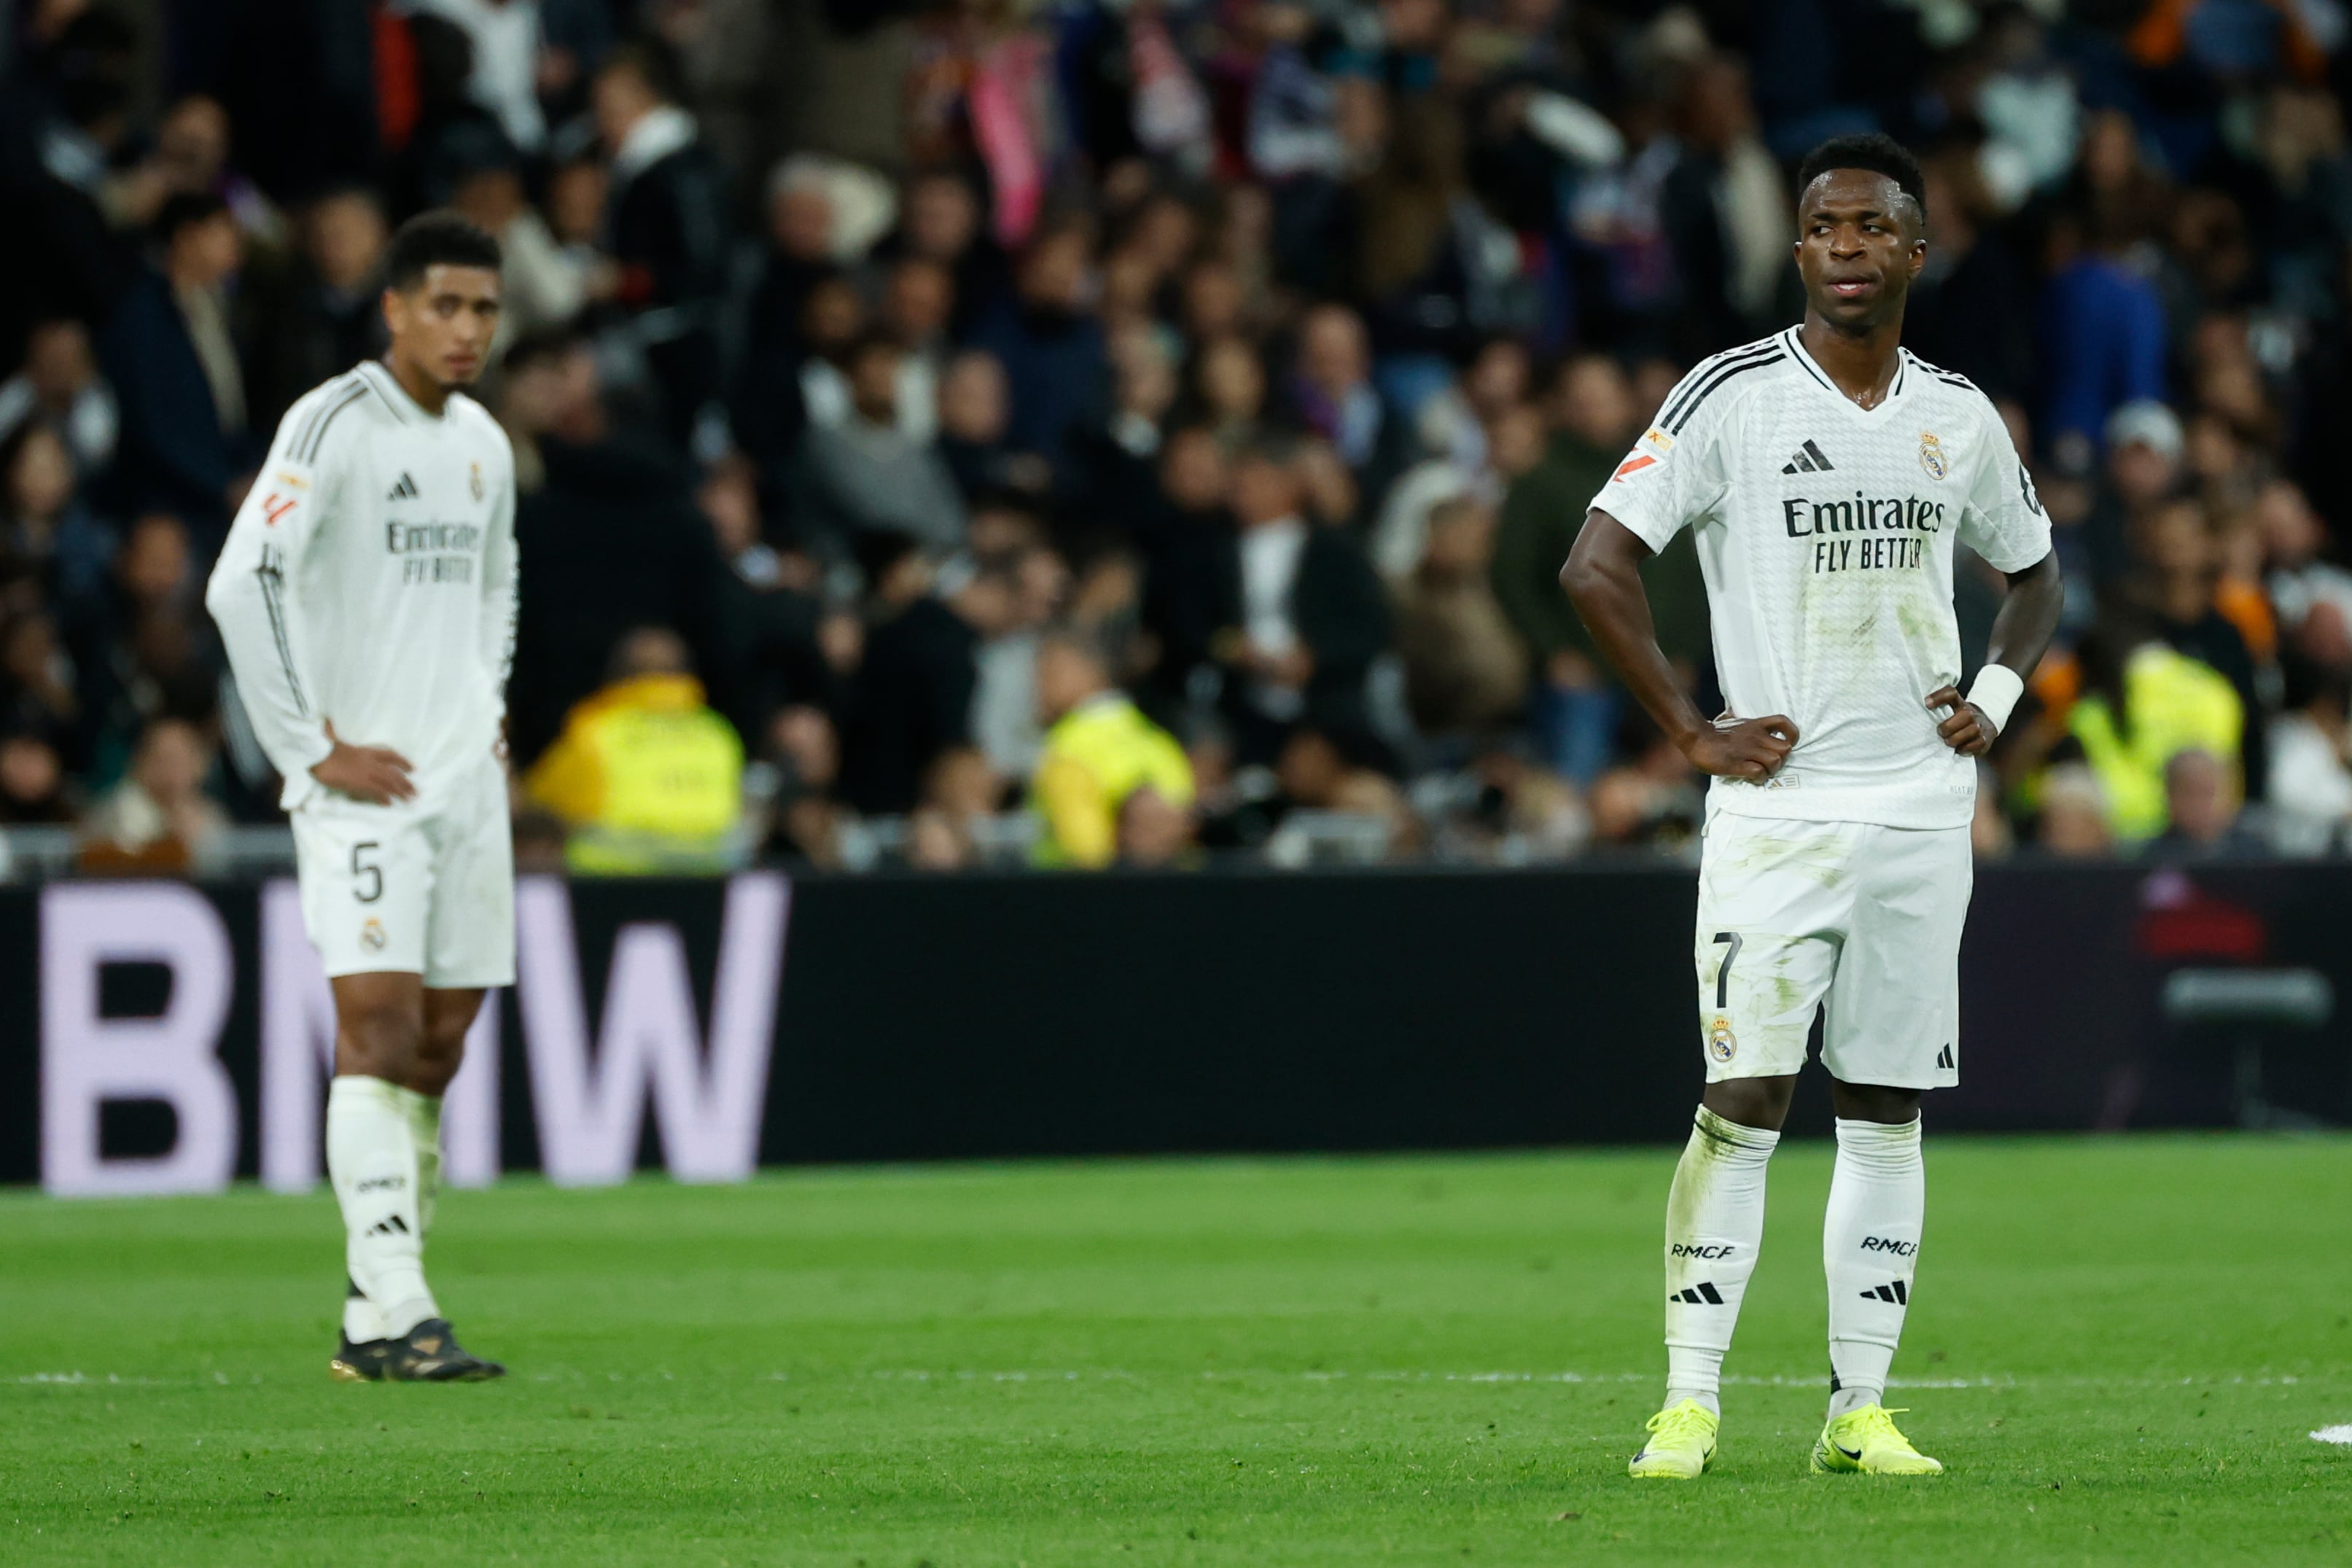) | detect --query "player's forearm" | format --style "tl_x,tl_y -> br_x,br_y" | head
1982,550 -> 2063,682
1561,510 -> 1708,746
206,562 -> 333,778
